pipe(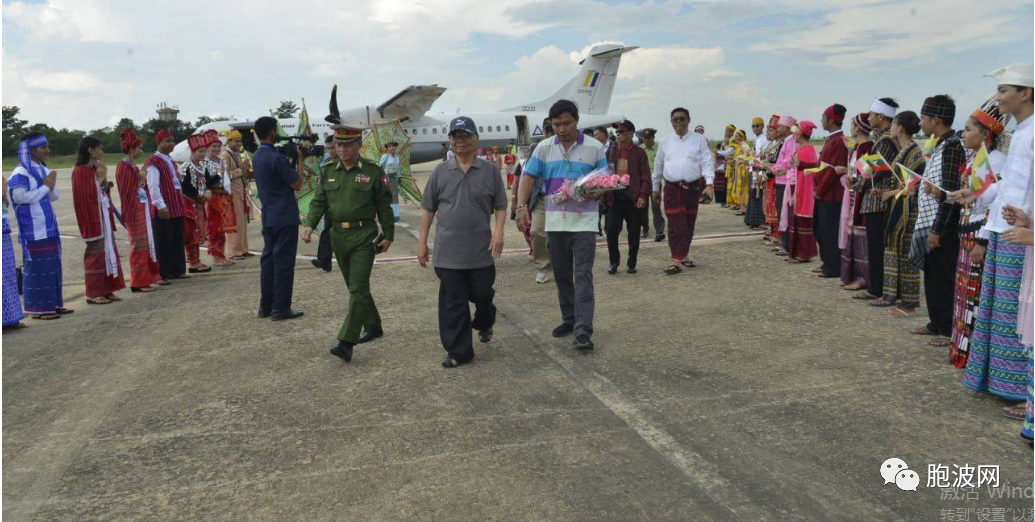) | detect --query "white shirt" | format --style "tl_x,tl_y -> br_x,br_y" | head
753,133 -> 770,156
652,131 -> 715,191
979,115 -> 1034,238
9,162 -> 60,241
146,152 -> 178,210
